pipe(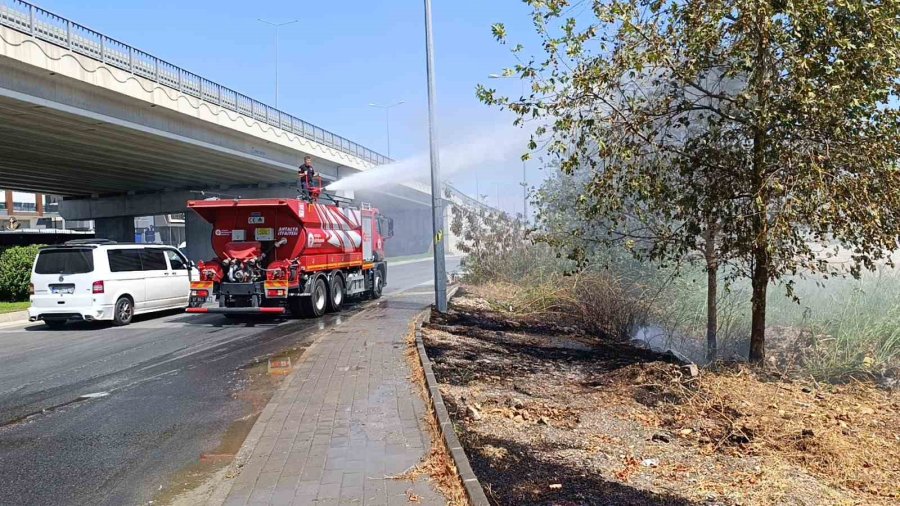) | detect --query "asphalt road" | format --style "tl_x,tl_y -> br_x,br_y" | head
0,257 -> 459,506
